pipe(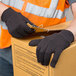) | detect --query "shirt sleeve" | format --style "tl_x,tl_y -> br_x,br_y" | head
68,0 -> 76,5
